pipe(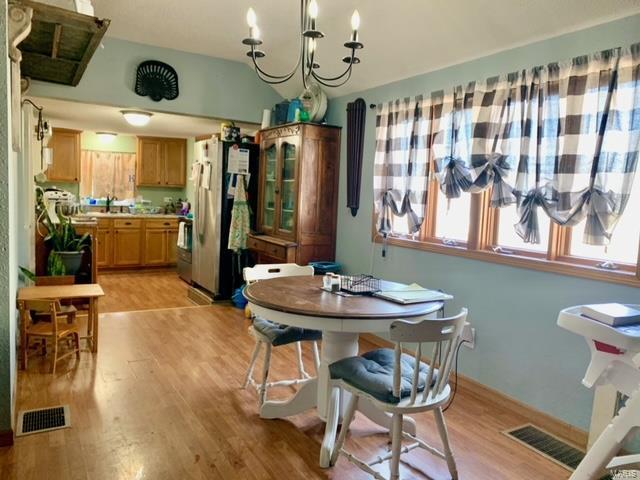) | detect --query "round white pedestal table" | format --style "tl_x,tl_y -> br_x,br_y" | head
244,276 -> 444,468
